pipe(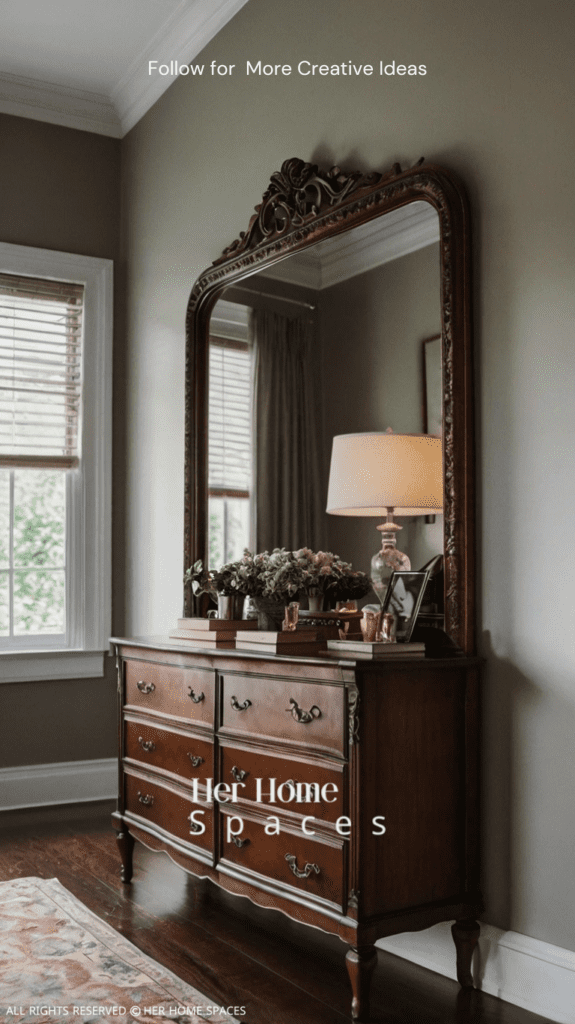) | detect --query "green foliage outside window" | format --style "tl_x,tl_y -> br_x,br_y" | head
0,469 -> 66,636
